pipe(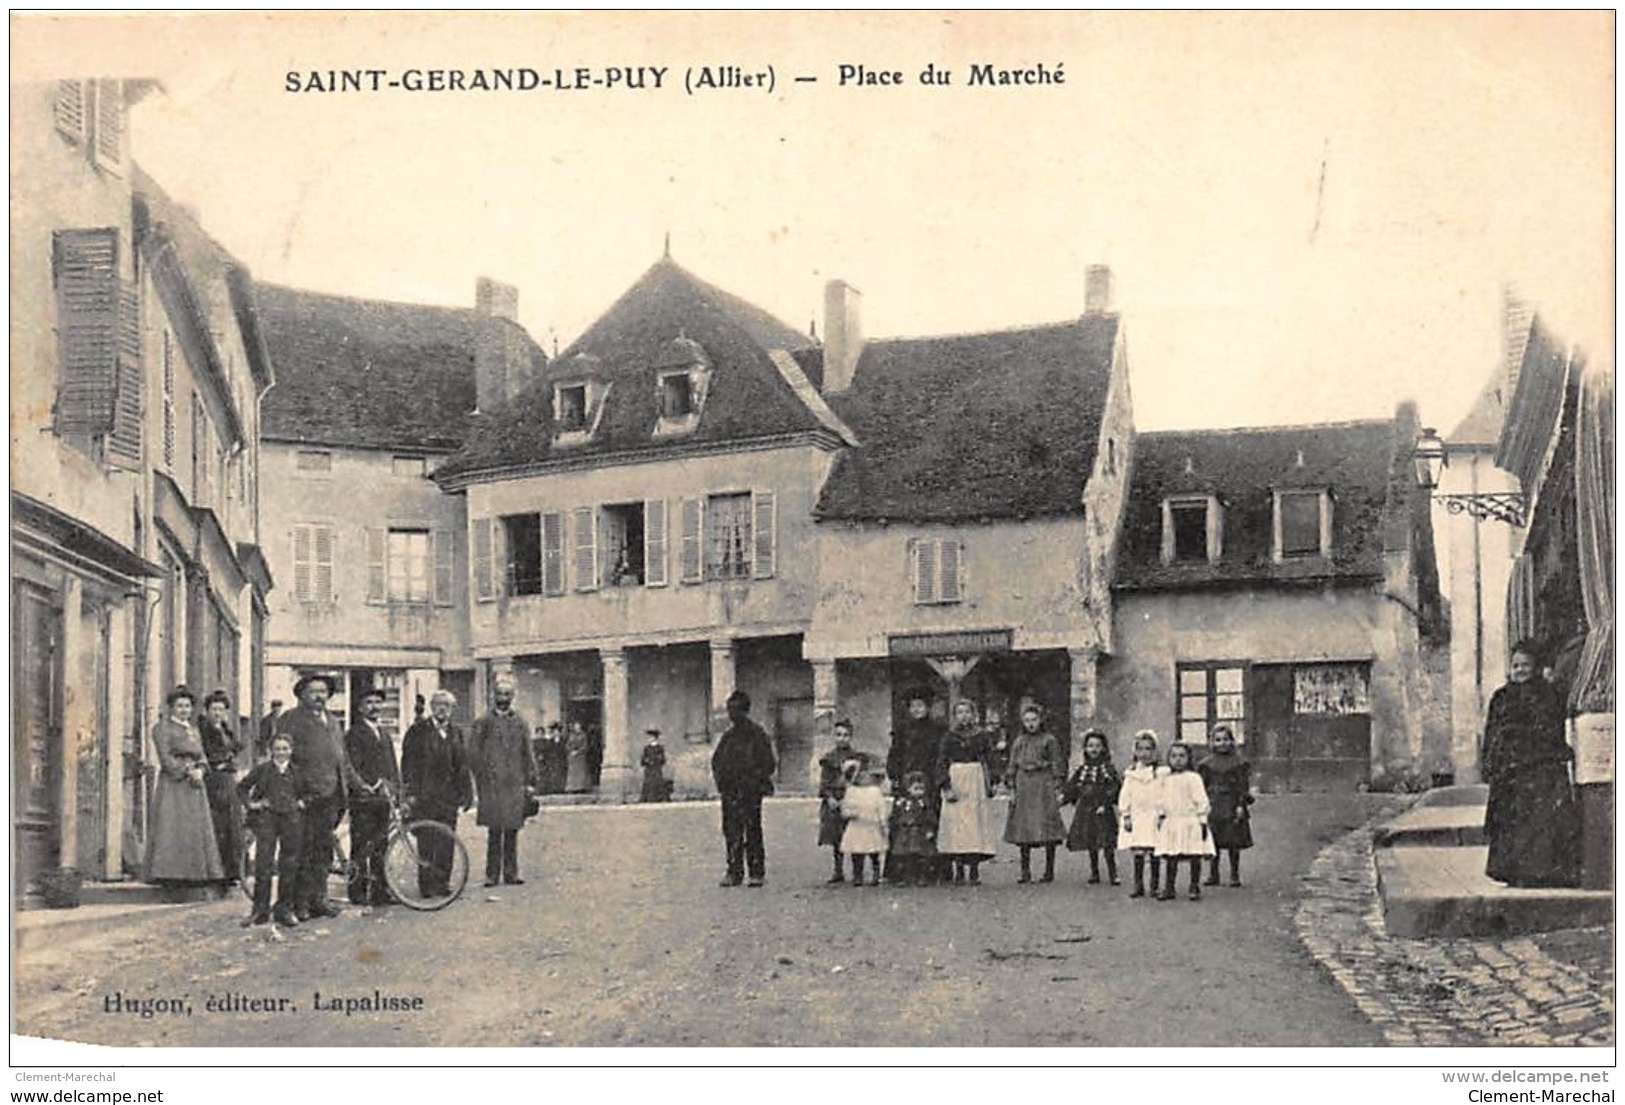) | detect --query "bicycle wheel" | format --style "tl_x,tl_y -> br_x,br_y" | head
381,820 -> 470,911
